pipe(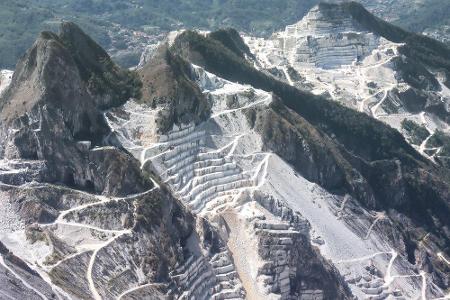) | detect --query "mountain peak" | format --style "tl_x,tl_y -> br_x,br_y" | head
58,21 -> 111,79
38,30 -> 60,41
0,22 -> 150,193
299,2 -> 362,25
138,44 -> 210,133
0,28 -> 74,123
0,22 -> 142,125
